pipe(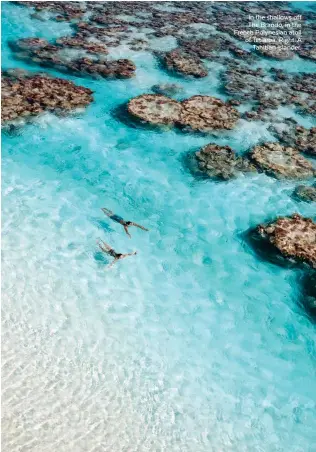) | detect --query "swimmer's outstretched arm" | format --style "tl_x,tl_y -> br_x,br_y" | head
101,207 -> 114,217
121,251 -> 137,258
123,225 -> 132,238
129,222 -> 149,231
108,258 -> 119,268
